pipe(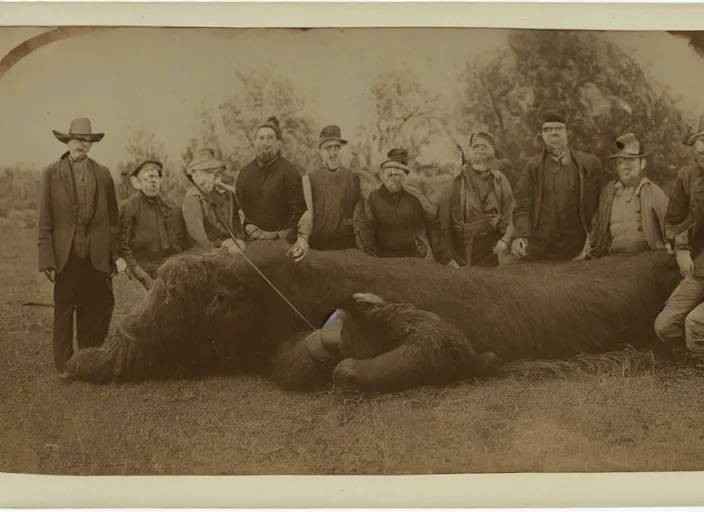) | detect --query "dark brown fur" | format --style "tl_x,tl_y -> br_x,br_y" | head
64,241 -> 682,392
